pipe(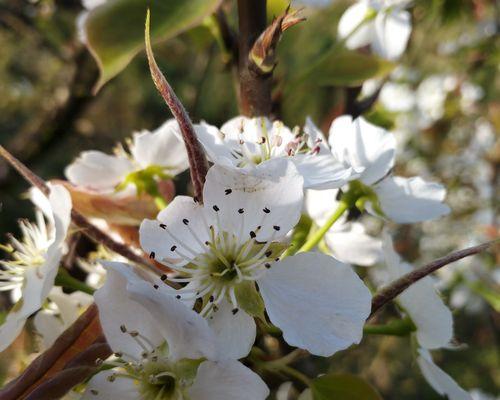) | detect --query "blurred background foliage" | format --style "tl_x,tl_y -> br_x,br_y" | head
0,0 -> 498,398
